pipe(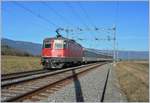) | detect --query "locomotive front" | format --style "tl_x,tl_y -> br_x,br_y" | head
41,36 -> 67,69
